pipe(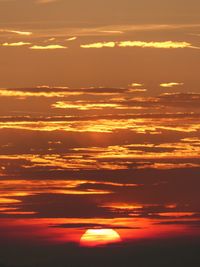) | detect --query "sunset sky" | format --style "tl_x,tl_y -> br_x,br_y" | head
0,0 -> 200,89
0,1 -> 200,267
